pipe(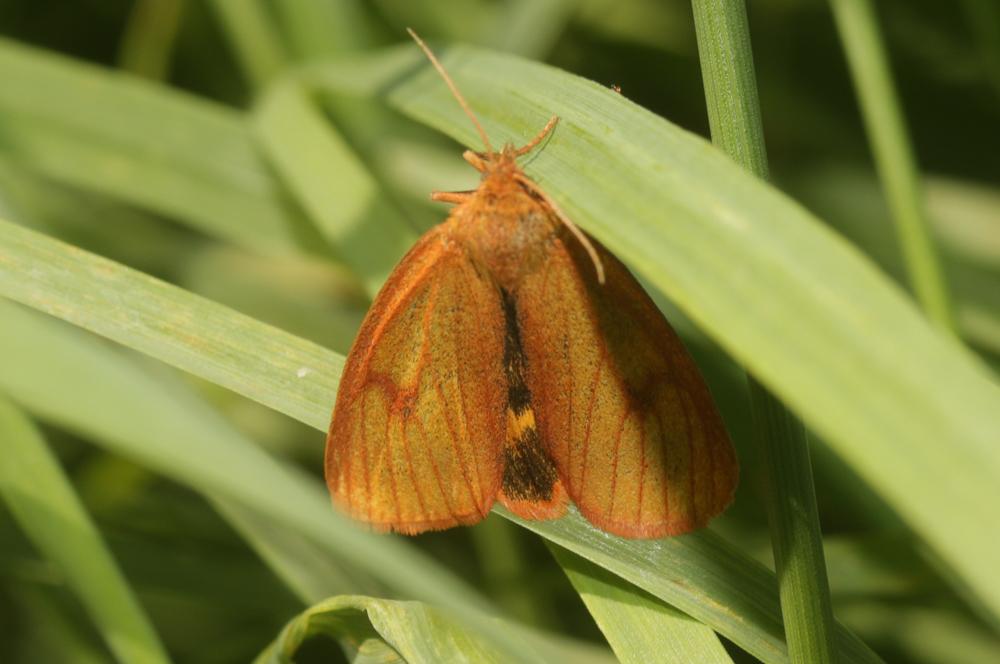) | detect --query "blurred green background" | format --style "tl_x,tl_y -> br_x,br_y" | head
0,1 -> 999,663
